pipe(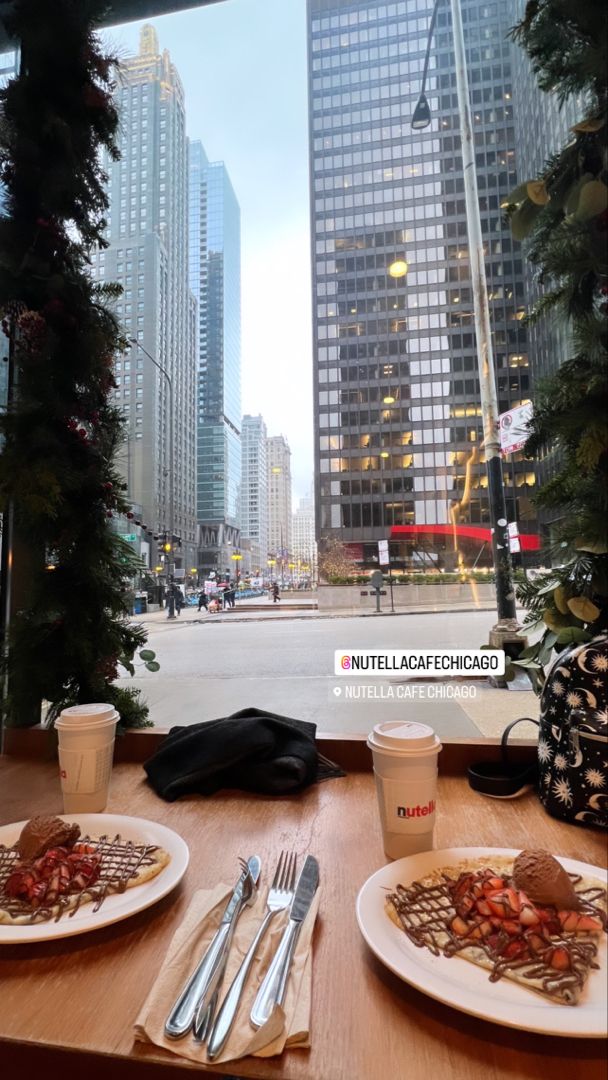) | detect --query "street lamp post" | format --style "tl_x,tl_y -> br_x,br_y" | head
130,339 -> 176,619
412,0 -> 518,635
